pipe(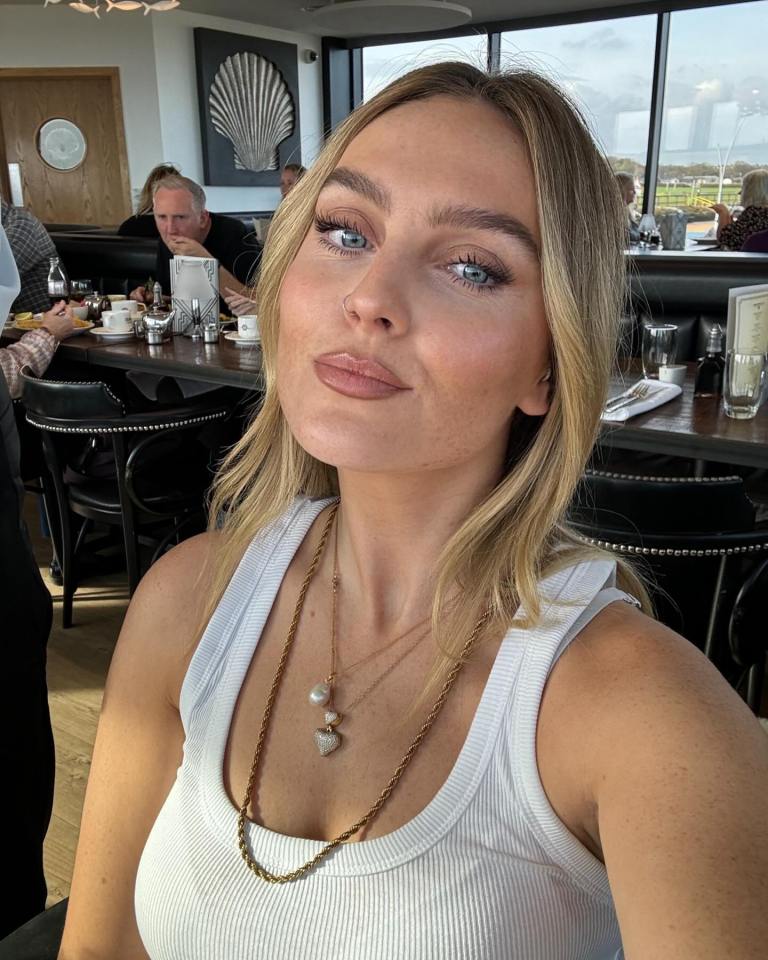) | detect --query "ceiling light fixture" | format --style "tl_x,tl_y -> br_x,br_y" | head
304,0 -> 473,36
43,0 -> 182,15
